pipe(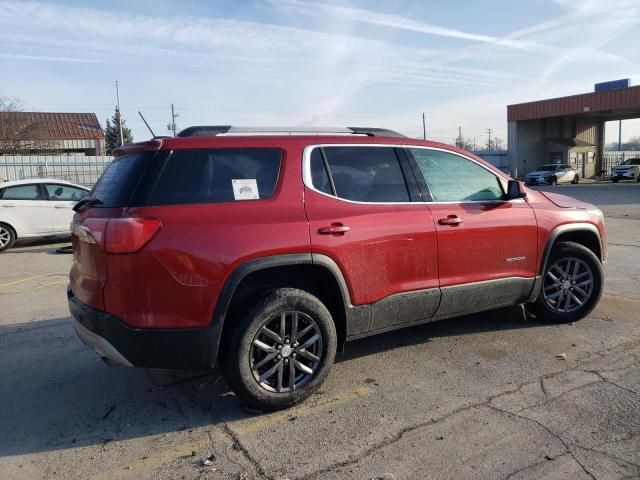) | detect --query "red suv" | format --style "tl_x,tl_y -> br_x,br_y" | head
68,126 -> 606,410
